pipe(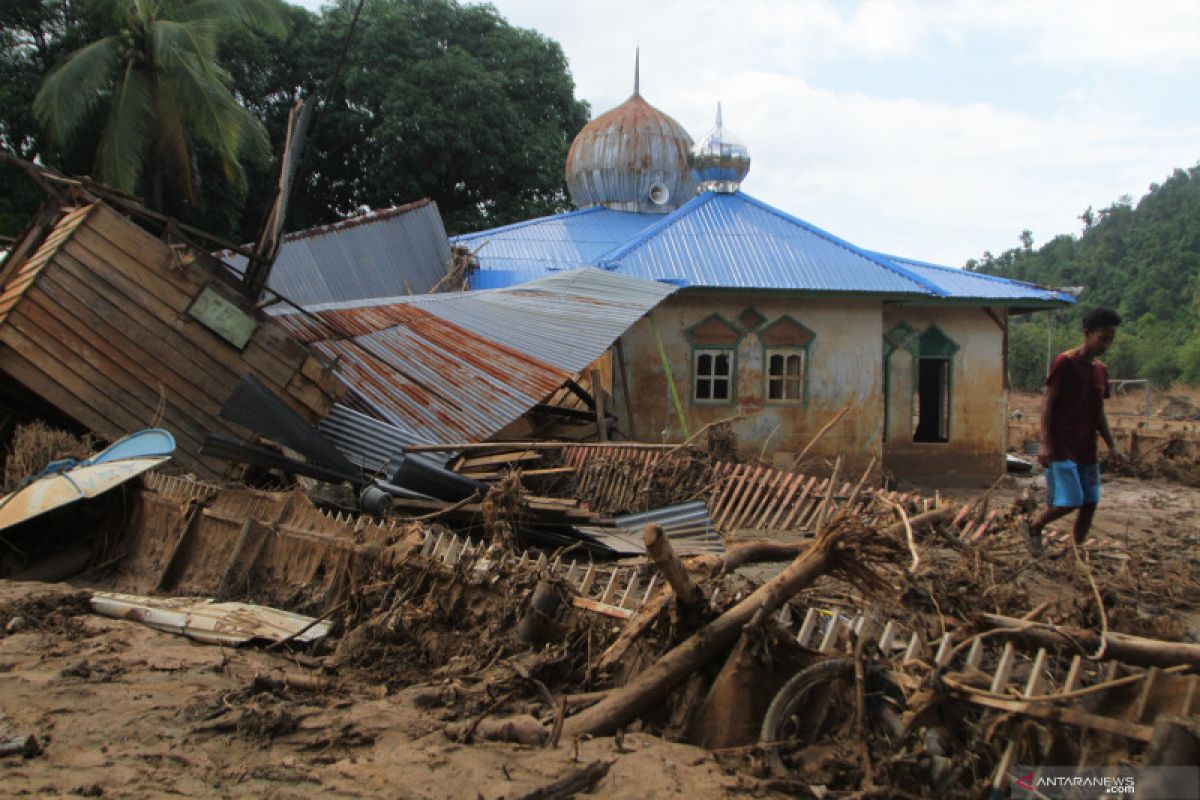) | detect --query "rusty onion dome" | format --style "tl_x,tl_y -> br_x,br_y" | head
566,92 -> 696,214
